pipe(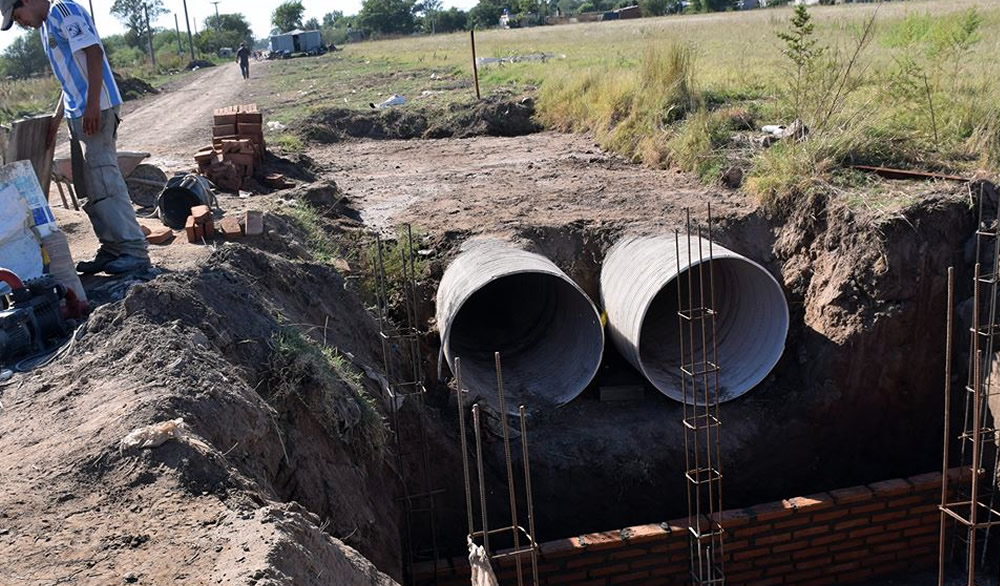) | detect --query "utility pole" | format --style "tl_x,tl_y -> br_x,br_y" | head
210,1 -> 221,28
174,13 -> 182,55
182,0 -> 194,61
144,3 -> 156,69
